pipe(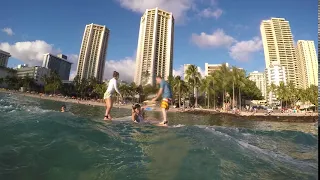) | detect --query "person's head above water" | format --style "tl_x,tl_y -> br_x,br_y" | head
132,103 -> 141,113
61,105 -> 66,112
113,71 -> 120,80
155,75 -> 162,84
